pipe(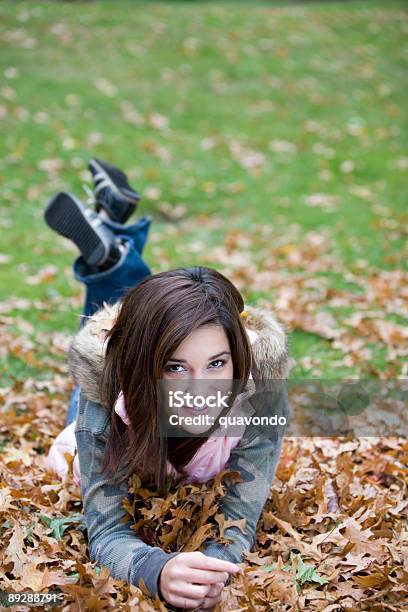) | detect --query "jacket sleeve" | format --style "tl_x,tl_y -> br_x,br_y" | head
75,392 -> 180,598
202,387 -> 287,564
